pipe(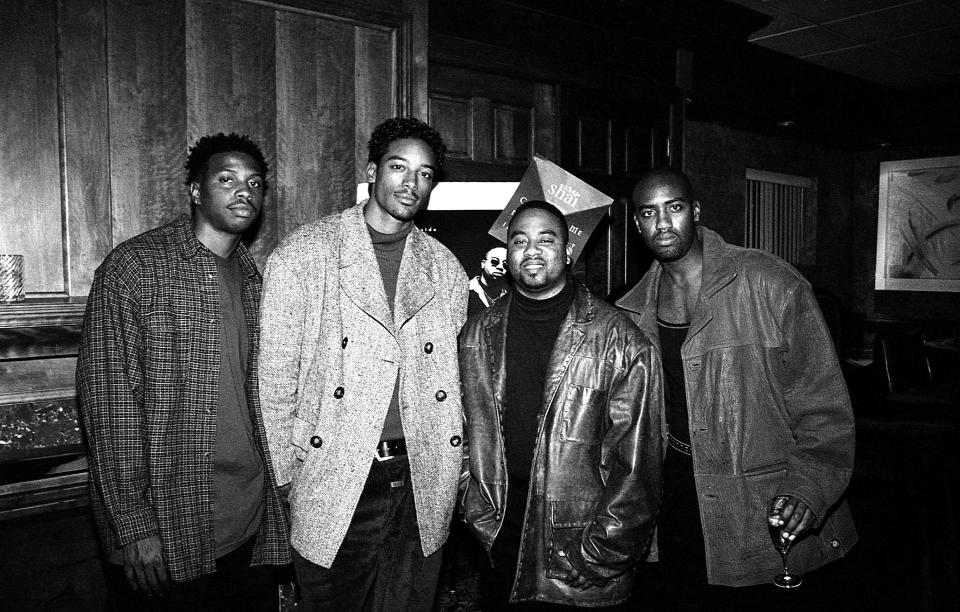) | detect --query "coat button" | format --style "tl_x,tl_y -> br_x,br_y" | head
450,435 -> 461,447
435,390 -> 447,402
424,342 -> 433,354
310,436 -> 323,448
341,337 -> 348,349
830,539 -> 840,548
334,387 -> 345,399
